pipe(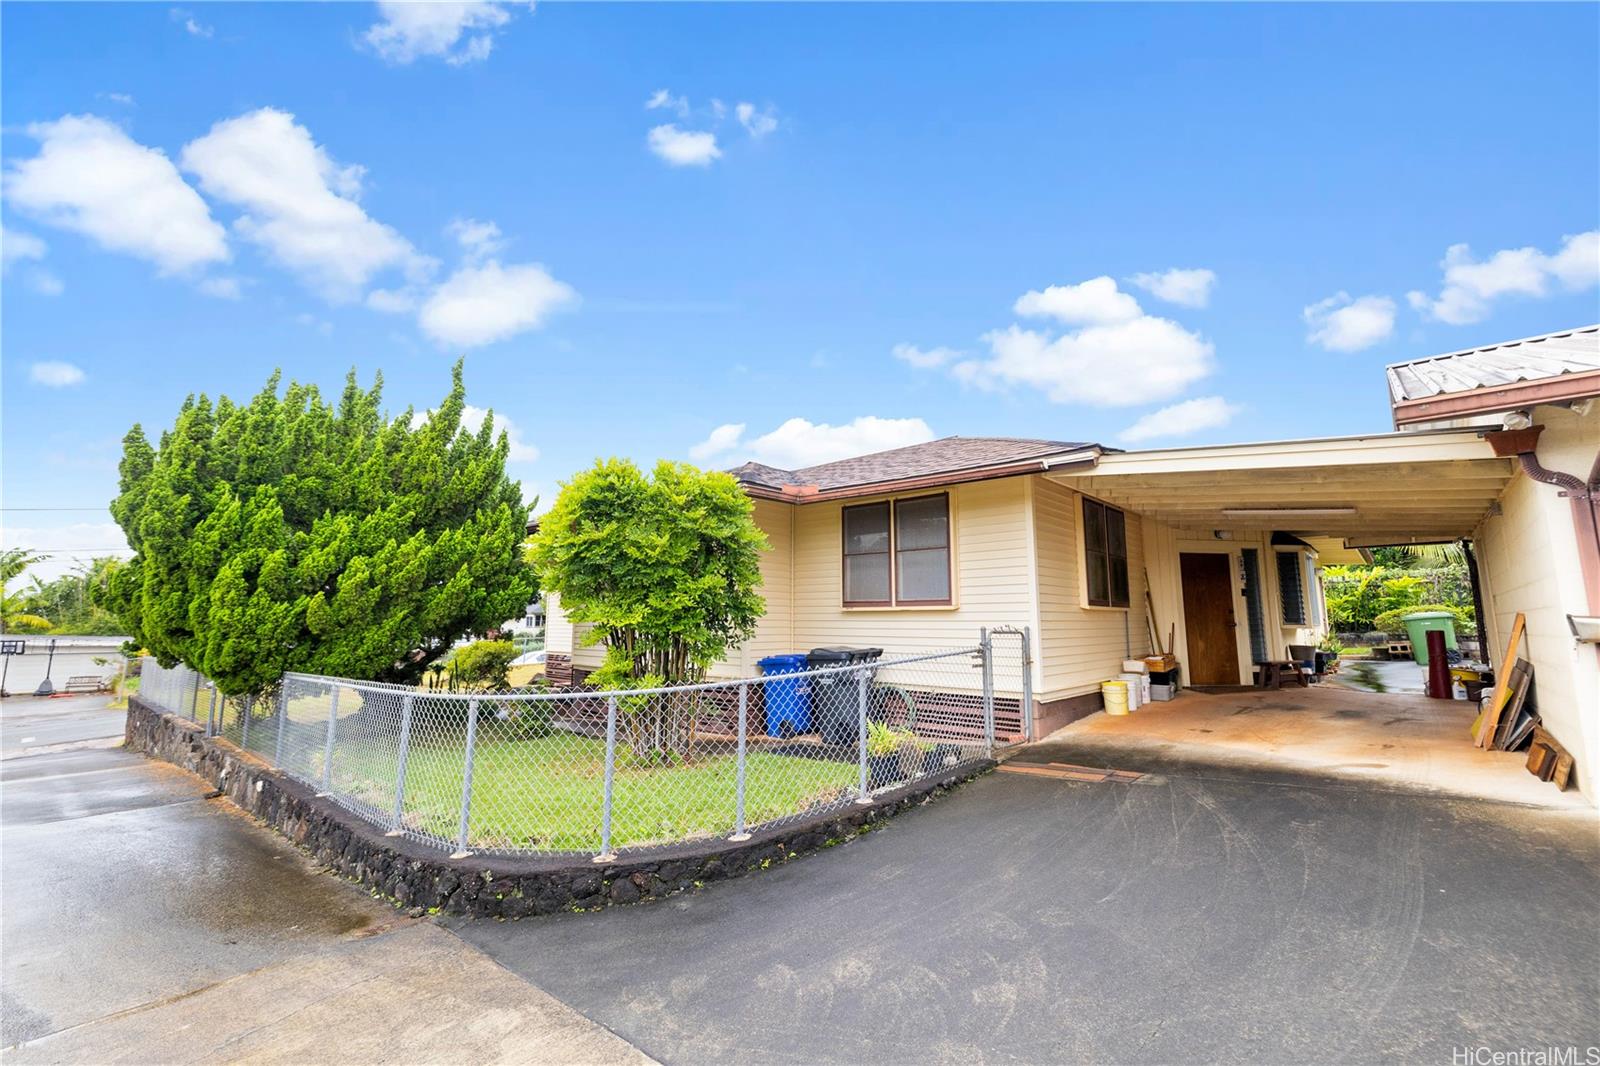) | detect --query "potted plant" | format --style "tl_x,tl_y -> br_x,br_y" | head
866,721 -> 916,789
